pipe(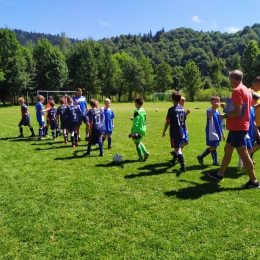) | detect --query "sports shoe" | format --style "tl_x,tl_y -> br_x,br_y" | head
64,140 -> 68,143
75,142 -> 79,146
18,134 -> 24,138
179,166 -> 186,172
144,152 -> 149,162
197,155 -> 204,166
136,158 -> 144,162
108,146 -> 113,150
30,134 -> 36,137
169,159 -> 176,166
241,179 -> 260,189
99,153 -> 104,157
72,144 -> 76,148
207,171 -> 223,181
83,151 -> 90,156
38,138 -> 43,141
213,162 -> 221,166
